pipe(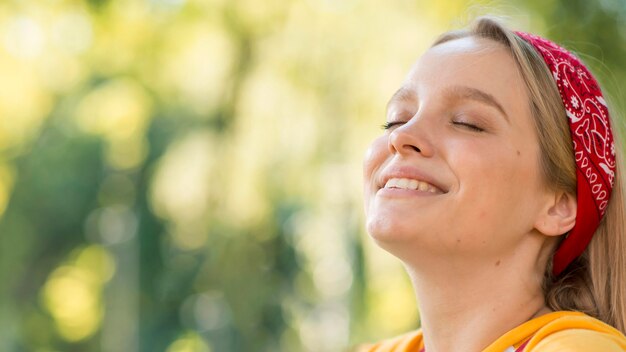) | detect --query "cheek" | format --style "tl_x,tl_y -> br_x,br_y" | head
453,138 -> 538,189
452,143 -> 544,232
362,136 -> 389,207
